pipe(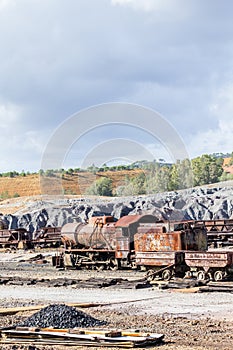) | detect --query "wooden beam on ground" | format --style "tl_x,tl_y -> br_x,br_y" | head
0,302 -> 102,316
0,296 -> 162,316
